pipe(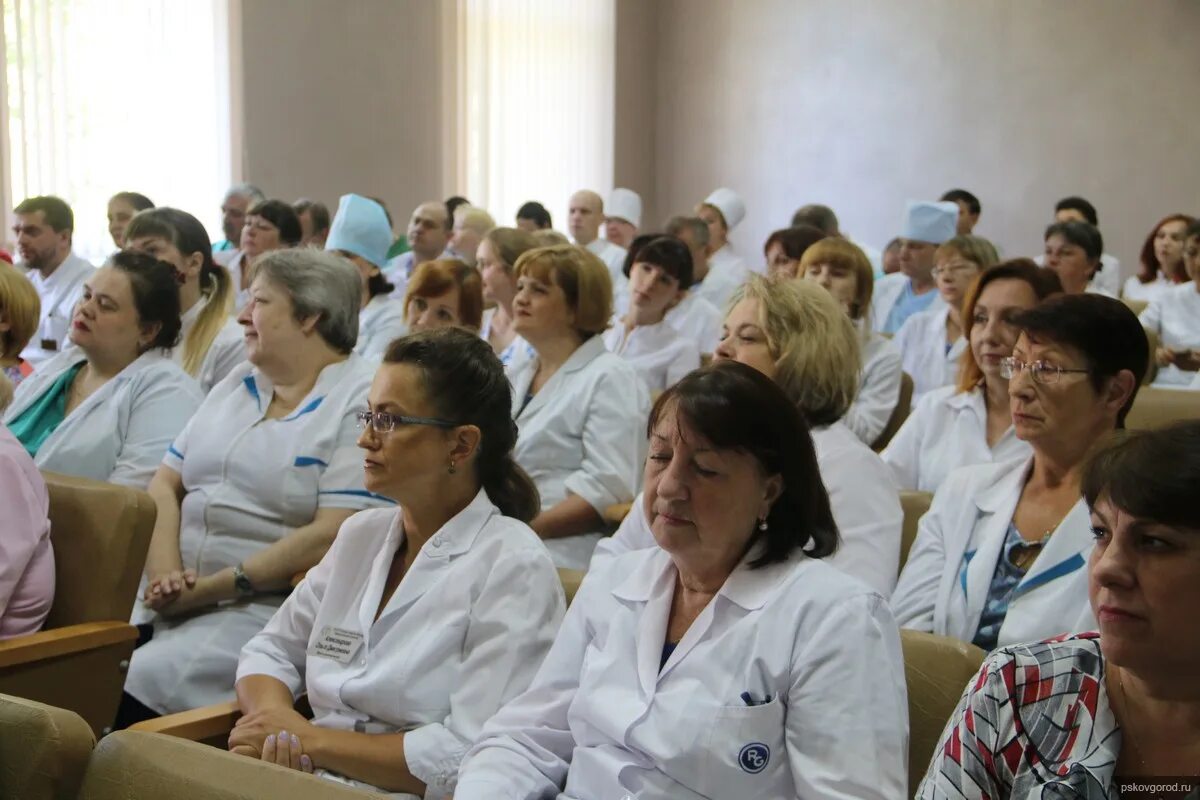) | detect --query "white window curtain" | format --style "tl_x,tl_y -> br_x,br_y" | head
3,0 -> 234,264
455,0 -> 616,234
